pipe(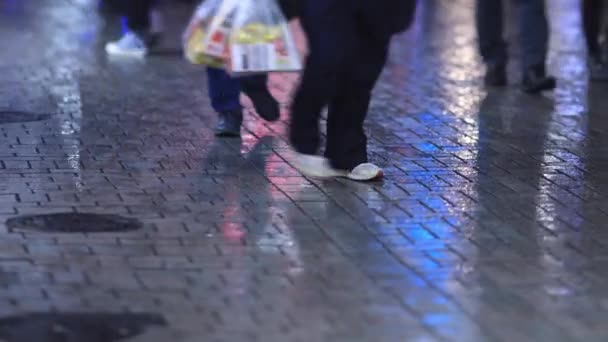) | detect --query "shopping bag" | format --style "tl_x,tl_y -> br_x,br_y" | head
201,0 -> 239,58
228,0 -> 302,75
183,0 -> 226,67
